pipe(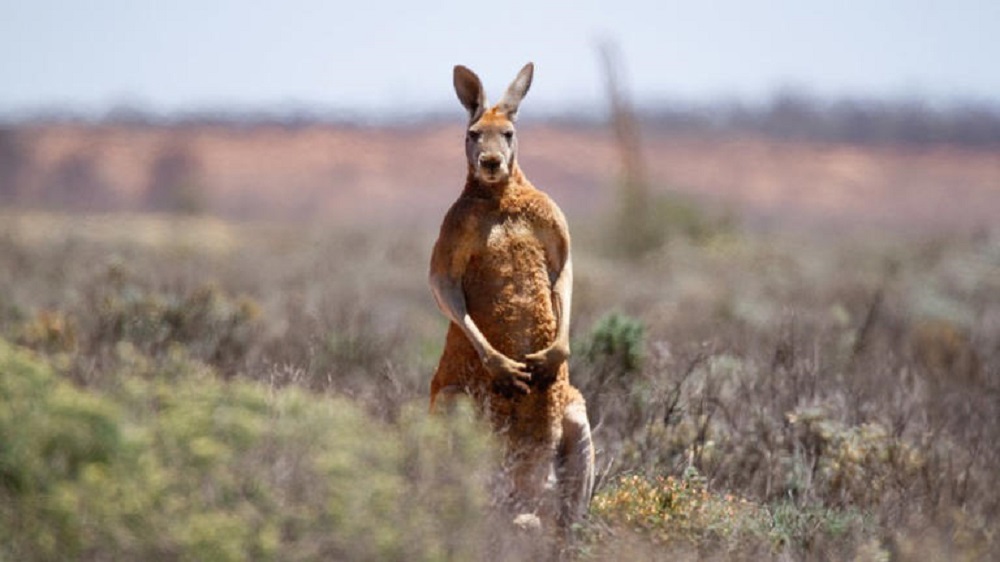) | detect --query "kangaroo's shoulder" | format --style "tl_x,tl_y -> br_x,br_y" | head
502,184 -> 568,236
438,194 -> 493,235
